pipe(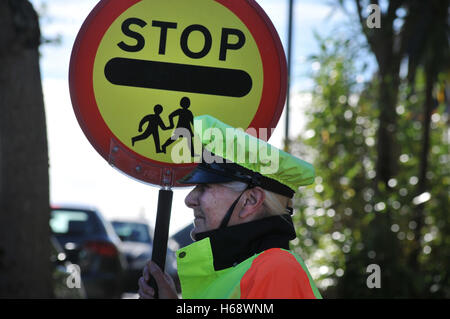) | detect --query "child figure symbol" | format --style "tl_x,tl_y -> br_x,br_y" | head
131,104 -> 169,153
